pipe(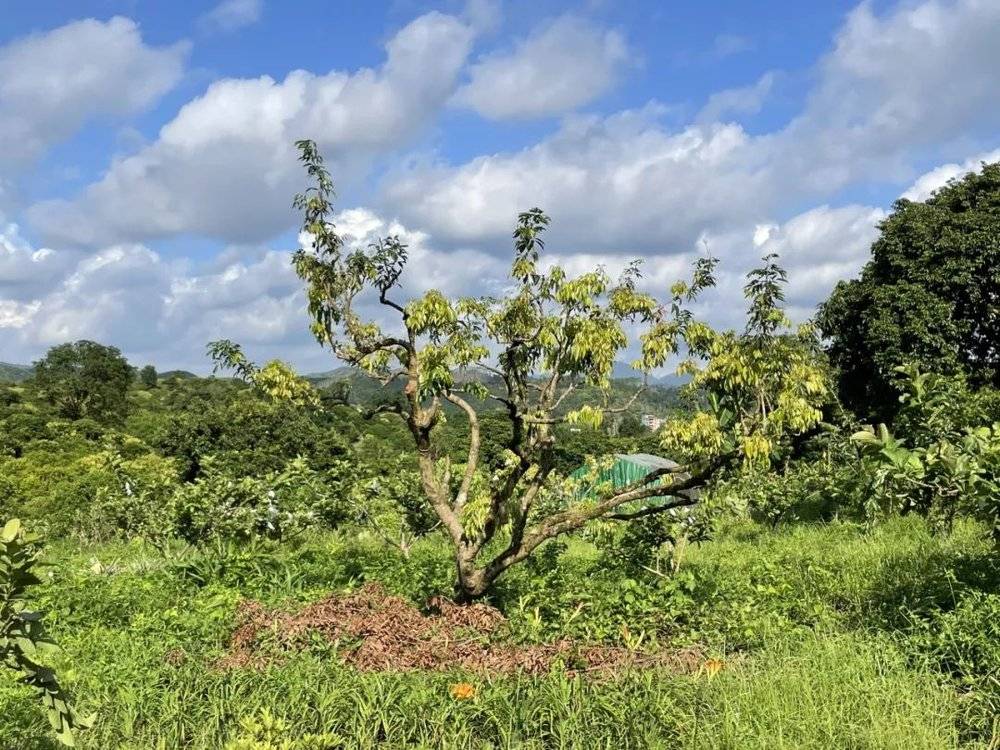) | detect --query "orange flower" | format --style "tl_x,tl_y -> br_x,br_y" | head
700,658 -> 725,679
450,682 -> 476,701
